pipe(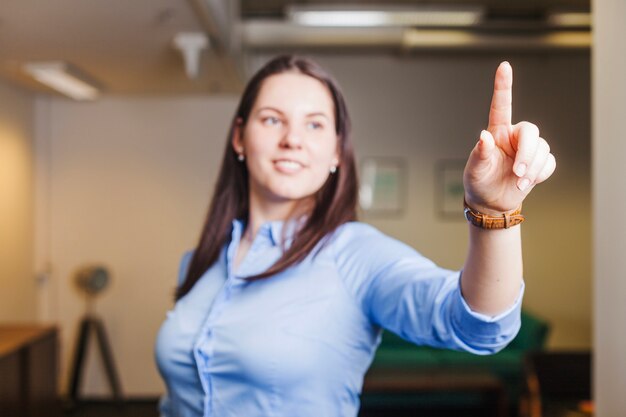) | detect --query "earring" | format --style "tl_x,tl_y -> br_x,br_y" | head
238,153 -> 245,162
330,165 -> 337,174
